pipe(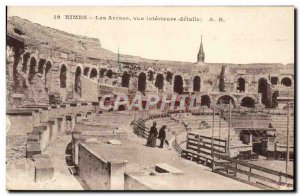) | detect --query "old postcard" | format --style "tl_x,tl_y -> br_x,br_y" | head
6,6 -> 295,191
